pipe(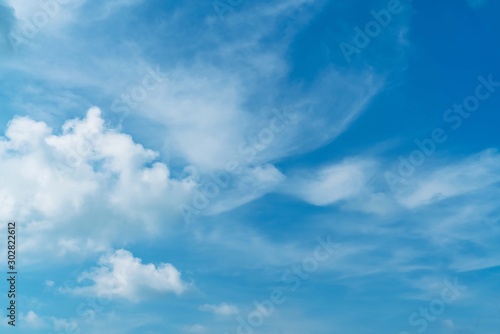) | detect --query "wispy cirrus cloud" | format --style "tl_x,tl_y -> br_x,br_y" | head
281,157 -> 377,206
199,303 -> 239,316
